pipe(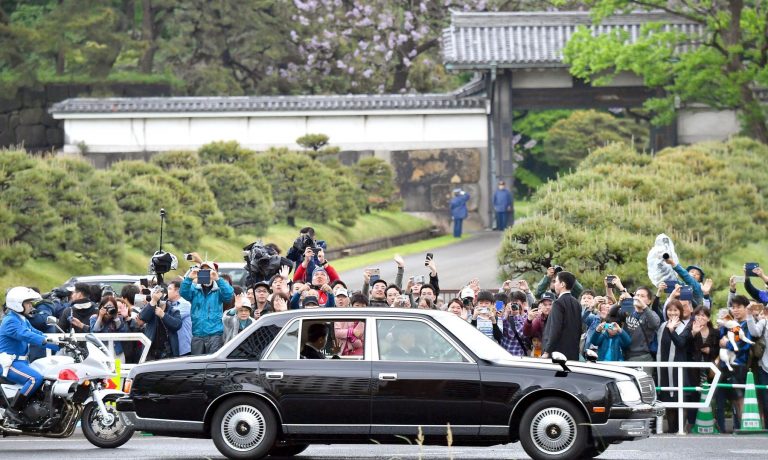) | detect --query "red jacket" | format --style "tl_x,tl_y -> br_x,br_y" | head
293,263 -> 340,284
